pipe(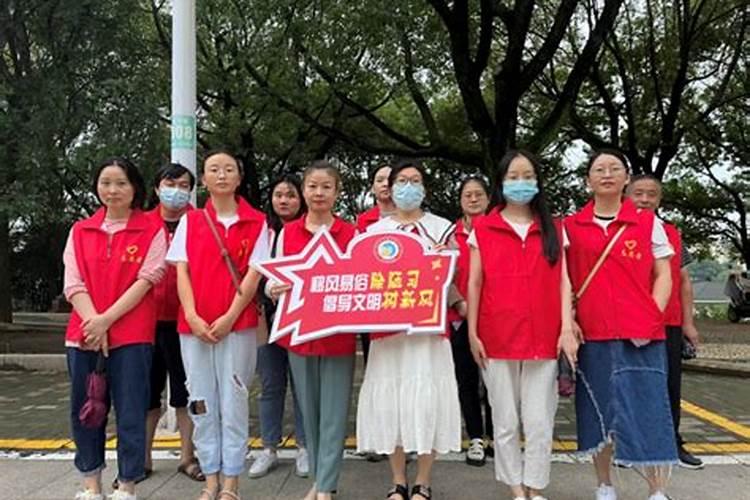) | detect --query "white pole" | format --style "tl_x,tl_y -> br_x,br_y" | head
162,0 -> 197,436
171,0 -> 197,176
